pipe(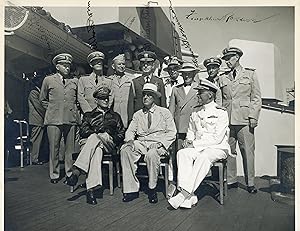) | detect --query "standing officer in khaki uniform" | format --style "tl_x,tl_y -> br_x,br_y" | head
108,54 -> 134,128
203,57 -> 223,106
218,47 -> 262,193
40,53 -> 80,184
77,51 -> 113,113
